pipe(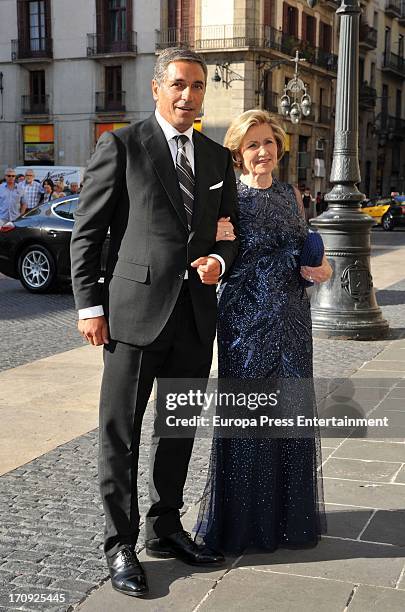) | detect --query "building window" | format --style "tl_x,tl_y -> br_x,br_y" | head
399,35 -> 404,59
396,89 -> 402,118
298,135 -> 310,185
319,22 -> 332,52
385,27 -> 391,56
30,70 -> 45,110
108,0 -> 127,43
381,84 -> 389,128
359,57 -> 364,84
303,14 -> 316,47
105,65 -> 123,110
28,1 -> 46,51
370,62 -> 376,87
283,3 -> 298,38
